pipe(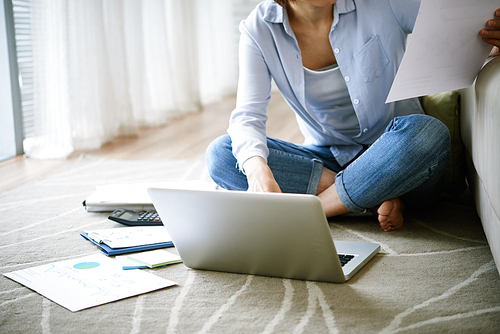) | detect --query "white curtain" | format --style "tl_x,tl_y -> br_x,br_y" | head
25,0 -> 237,159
